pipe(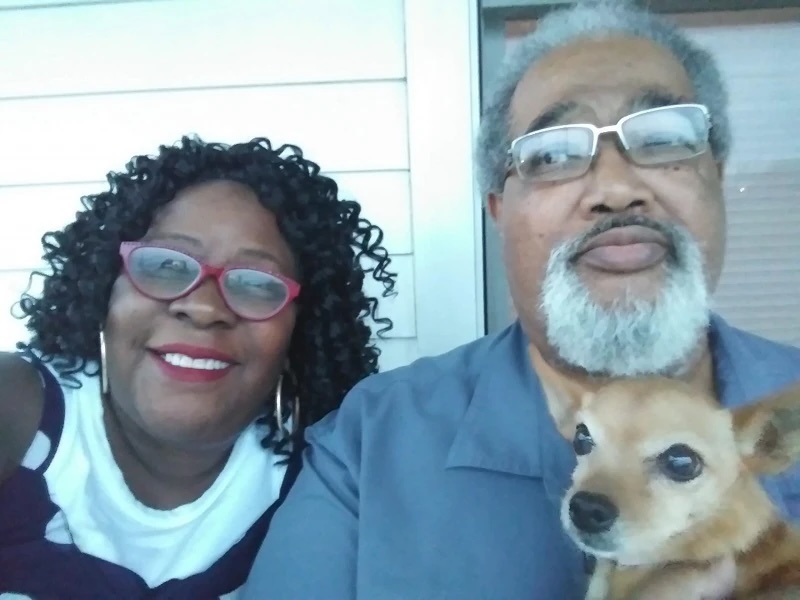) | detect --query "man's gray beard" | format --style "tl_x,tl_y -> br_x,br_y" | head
539,218 -> 711,378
